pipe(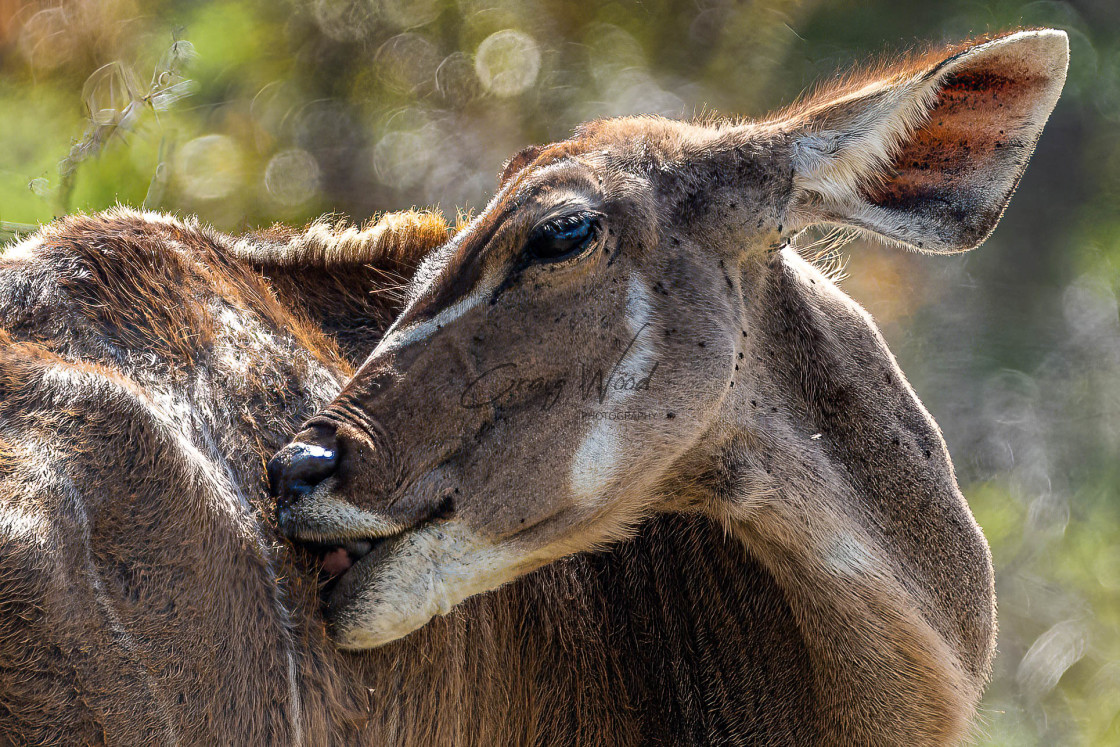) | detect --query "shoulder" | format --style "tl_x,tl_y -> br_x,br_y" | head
0,208 -> 342,369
